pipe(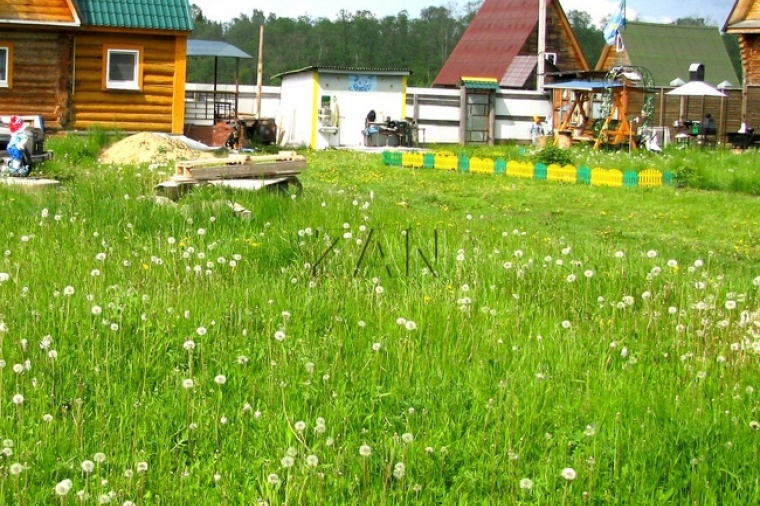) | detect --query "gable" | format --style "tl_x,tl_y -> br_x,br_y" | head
0,0 -> 79,25
433,0 -> 588,88
724,0 -> 760,32
597,22 -> 739,87
75,0 -> 193,31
